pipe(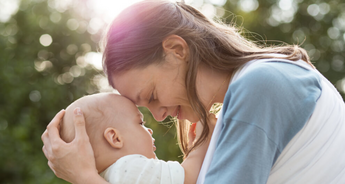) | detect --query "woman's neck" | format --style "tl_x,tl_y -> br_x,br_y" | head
196,63 -> 232,110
